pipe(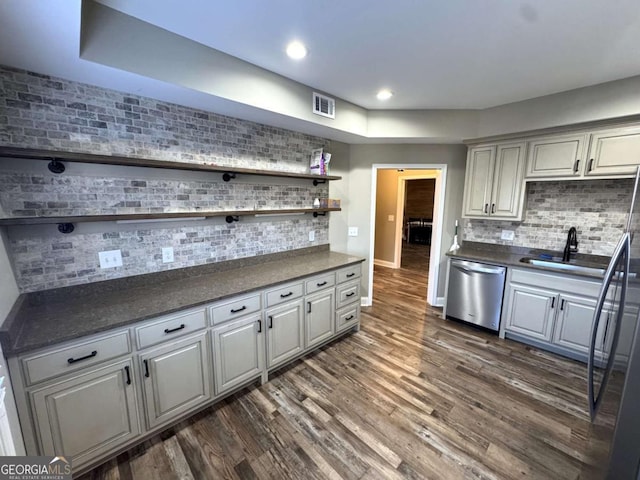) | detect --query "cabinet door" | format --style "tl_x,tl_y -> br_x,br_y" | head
140,332 -> 210,429
586,125 -> 640,176
305,290 -> 335,349
30,359 -> 140,468
489,142 -> 526,219
266,299 -> 304,368
525,133 -> 588,178
504,284 -> 556,341
212,315 -> 264,395
552,294 -> 598,353
462,146 -> 495,217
